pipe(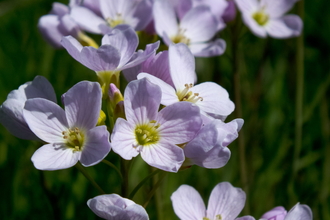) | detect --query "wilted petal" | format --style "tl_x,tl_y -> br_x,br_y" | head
80,126 -> 111,167
124,78 -> 161,125
70,6 -> 106,34
137,73 -> 178,106
190,82 -> 235,116
31,143 -> 80,170
63,81 -> 102,130
189,39 -> 226,57
180,5 -> 218,42
157,102 -> 202,144
140,141 -> 184,172
171,185 -> 206,219
153,0 -> 179,39
169,43 -> 197,90
23,98 -> 68,143
284,203 -> 313,220
207,182 -> 246,220
111,118 -> 139,160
